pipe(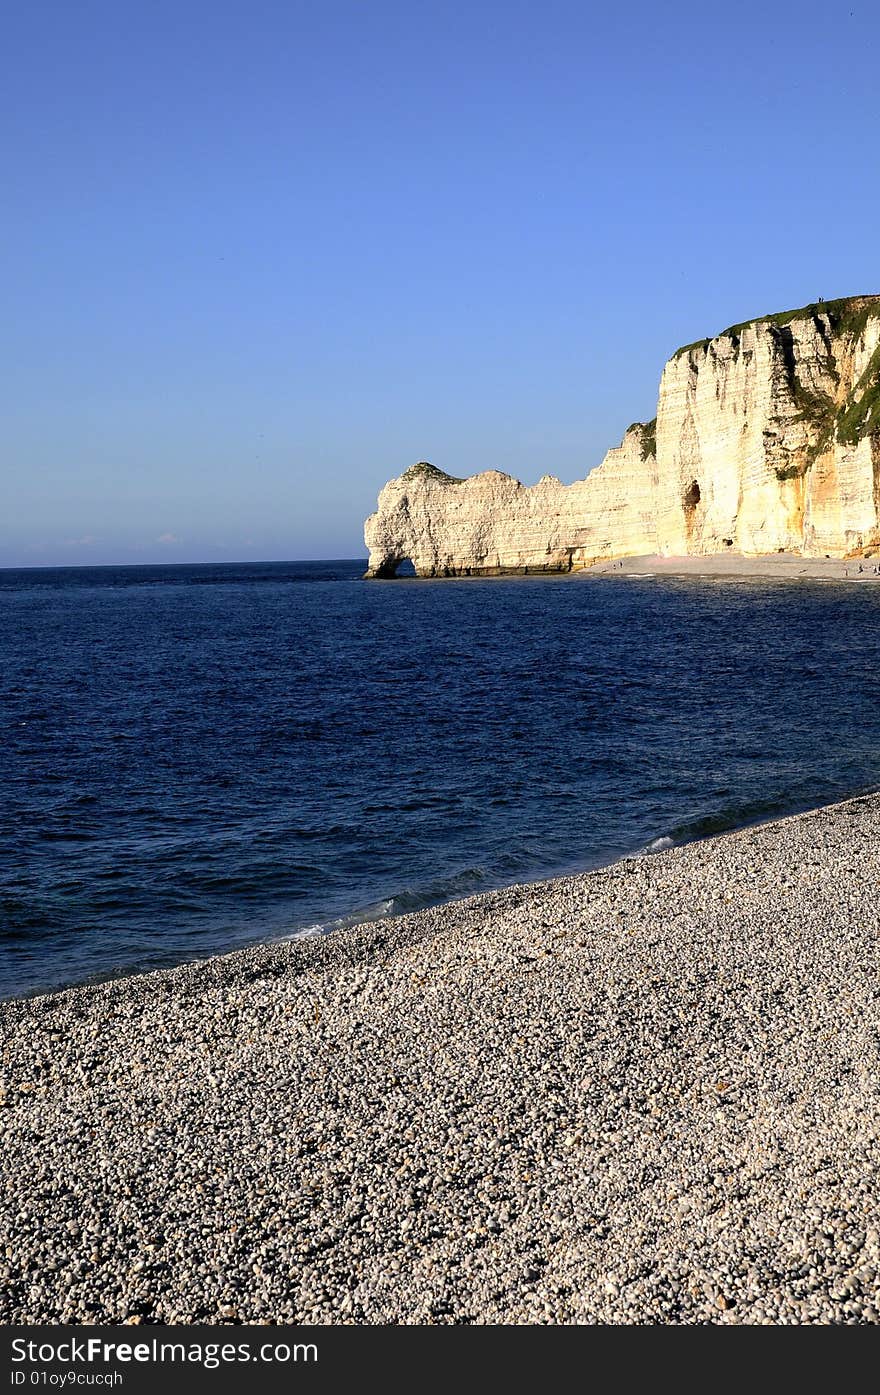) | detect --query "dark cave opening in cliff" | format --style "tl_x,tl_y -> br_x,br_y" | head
682,480 -> 702,544
394,558 -> 416,577
683,480 -> 701,512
